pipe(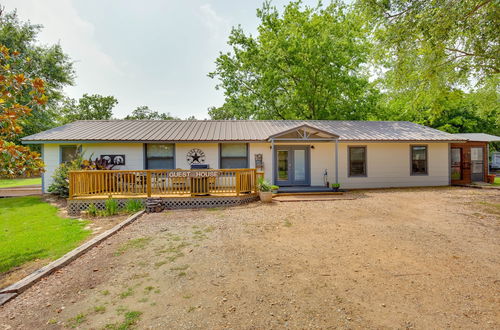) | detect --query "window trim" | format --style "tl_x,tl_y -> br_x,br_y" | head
410,144 -> 428,176
59,145 -> 81,164
145,143 -> 176,170
218,143 -> 249,169
348,145 -> 367,177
